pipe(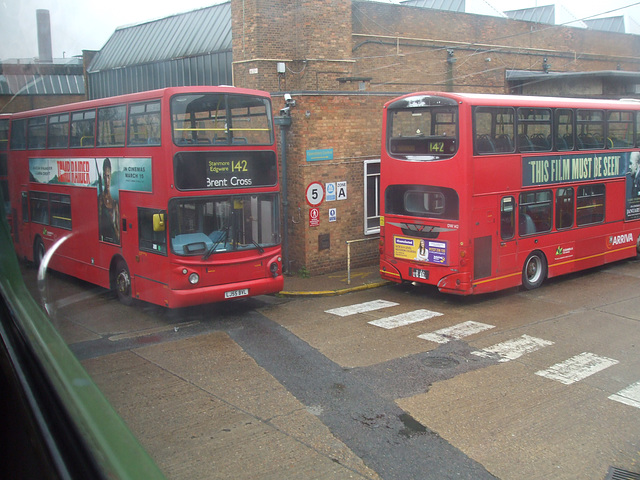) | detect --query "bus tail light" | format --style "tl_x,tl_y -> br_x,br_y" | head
270,257 -> 281,277
459,249 -> 468,266
379,238 -> 385,255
